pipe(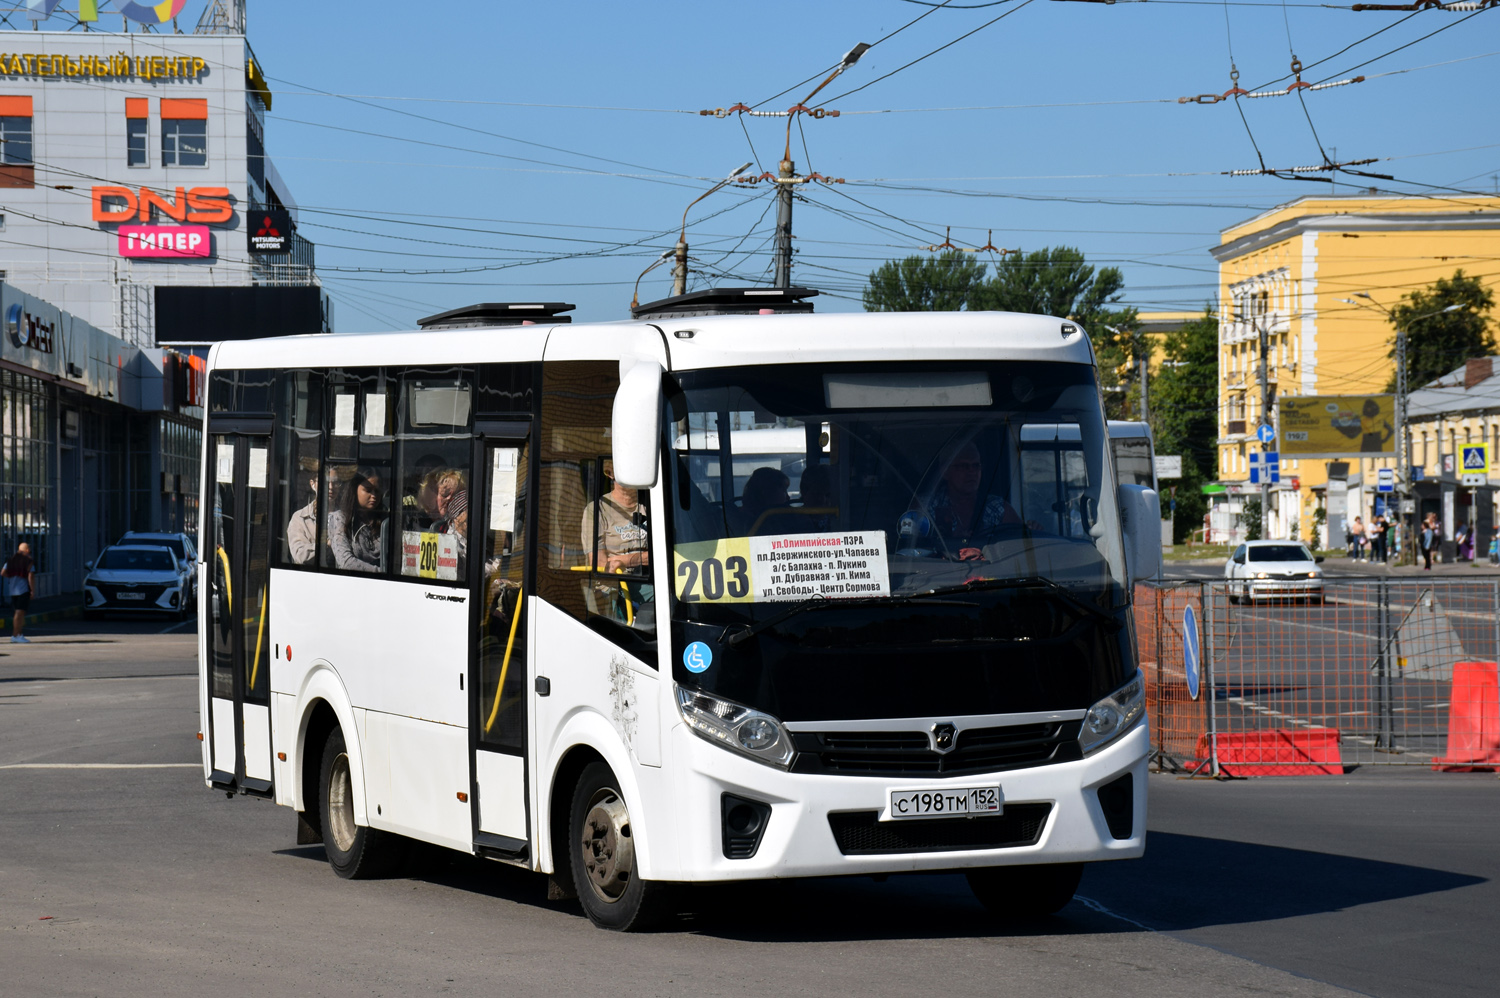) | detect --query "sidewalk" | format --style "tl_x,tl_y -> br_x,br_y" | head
0,591 -> 81,633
